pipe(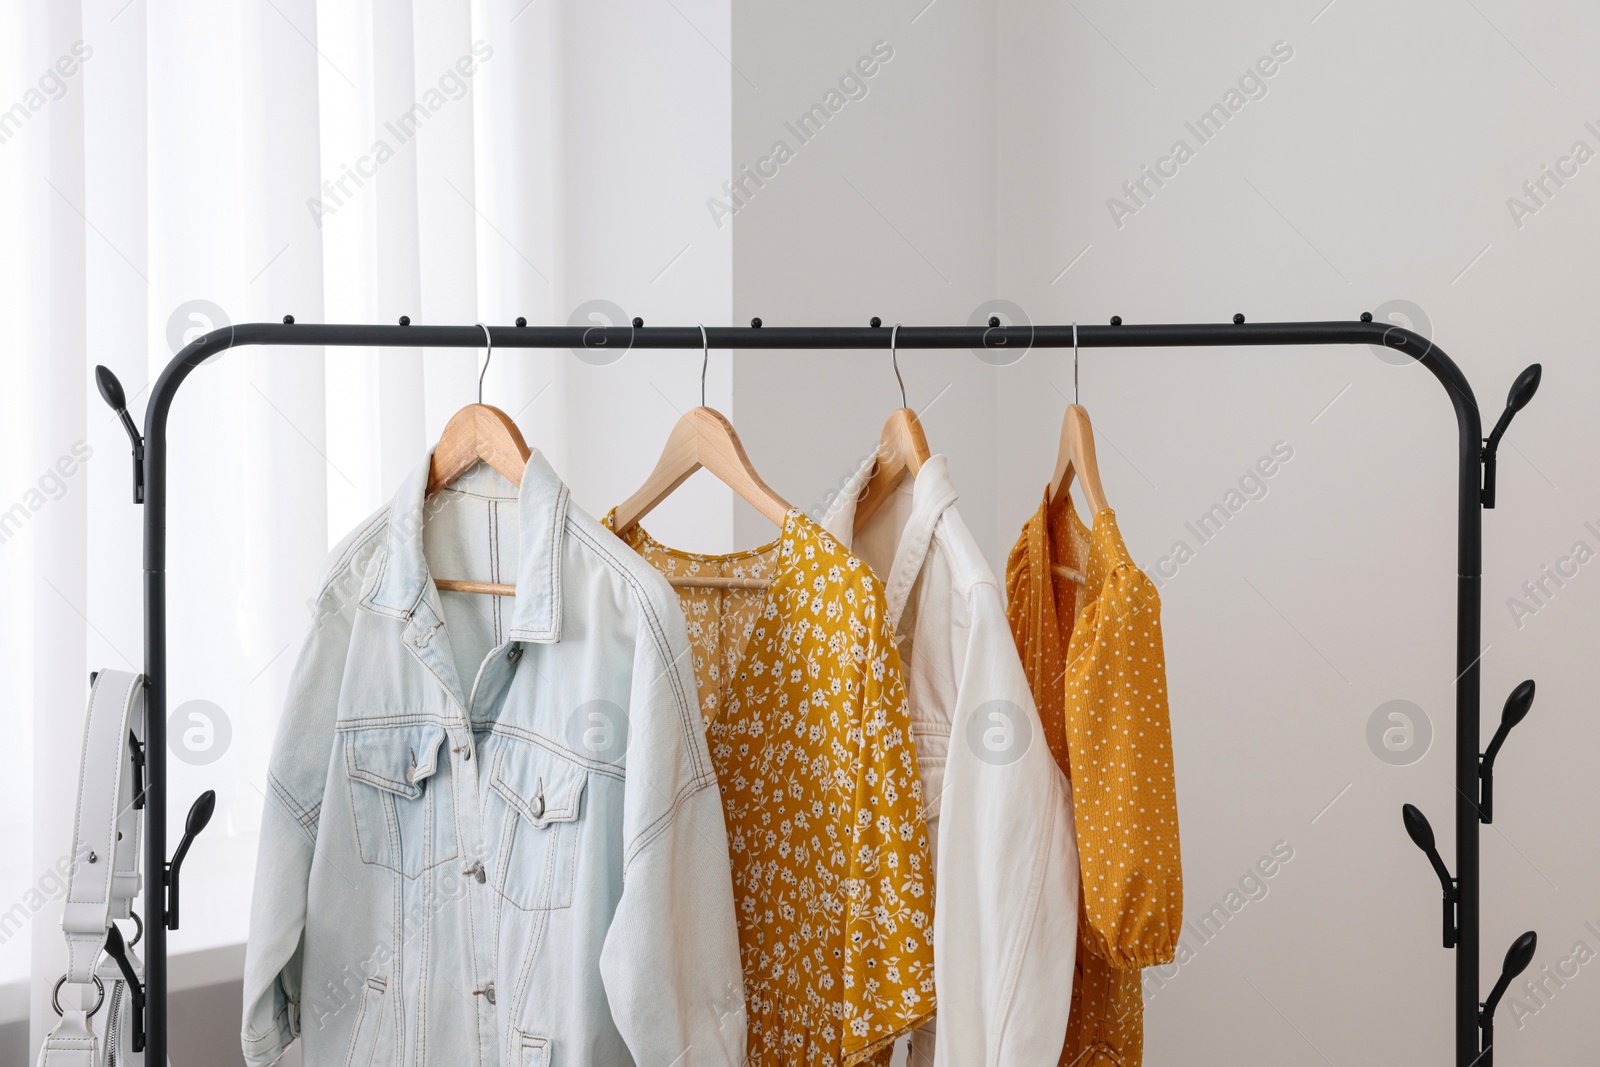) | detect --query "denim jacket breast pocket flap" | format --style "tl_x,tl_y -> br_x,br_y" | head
516,1032 -> 550,1067
343,722 -> 458,877
489,742 -> 586,910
